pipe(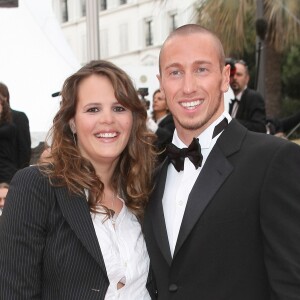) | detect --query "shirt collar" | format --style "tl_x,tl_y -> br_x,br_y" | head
235,86 -> 247,101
